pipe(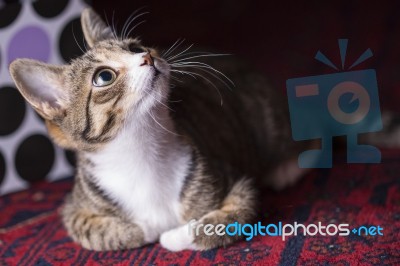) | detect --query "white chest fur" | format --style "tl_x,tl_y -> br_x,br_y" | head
88,117 -> 191,243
